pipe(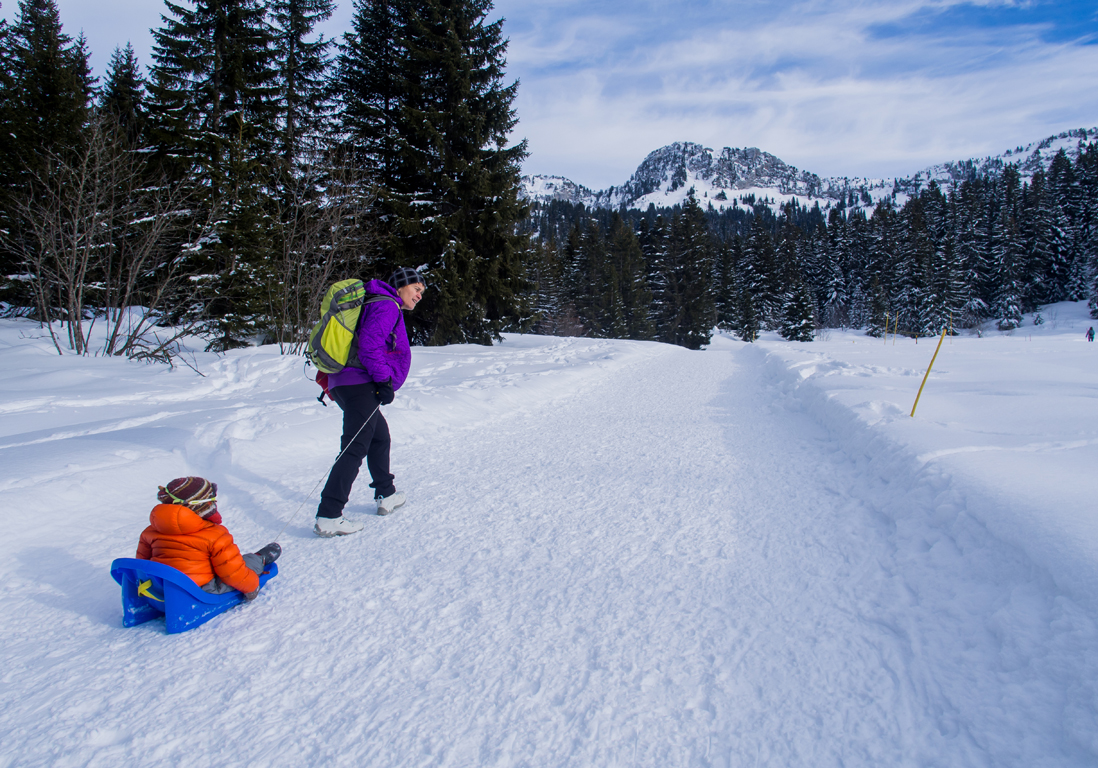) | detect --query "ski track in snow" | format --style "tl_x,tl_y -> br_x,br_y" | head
1,326 -> 1096,766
